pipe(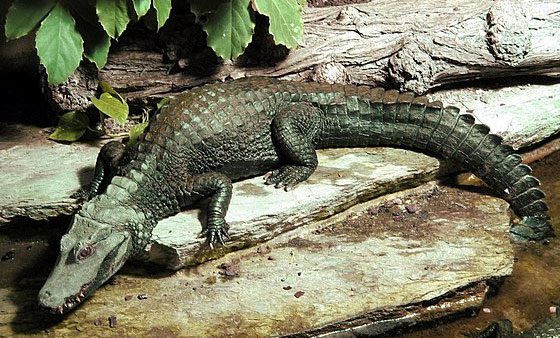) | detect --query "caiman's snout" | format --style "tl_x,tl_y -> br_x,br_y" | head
37,289 -> 57,312
38,214 -> 133,314
38,288 -> 67,314
38,279 -> 91,314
